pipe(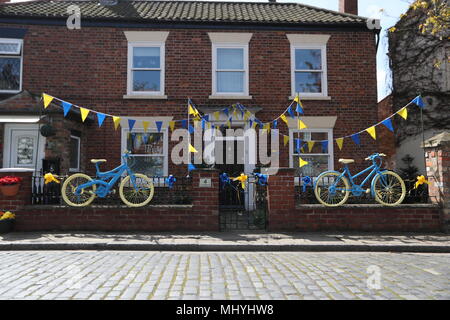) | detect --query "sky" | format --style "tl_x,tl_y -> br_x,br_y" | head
10,0 -> 413,102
